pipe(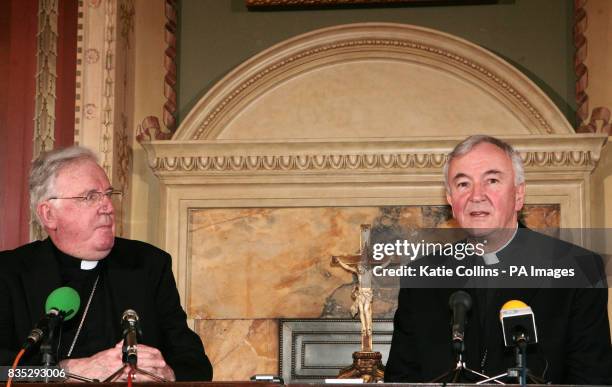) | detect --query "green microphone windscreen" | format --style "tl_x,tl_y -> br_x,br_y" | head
45,287 -> 80,321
